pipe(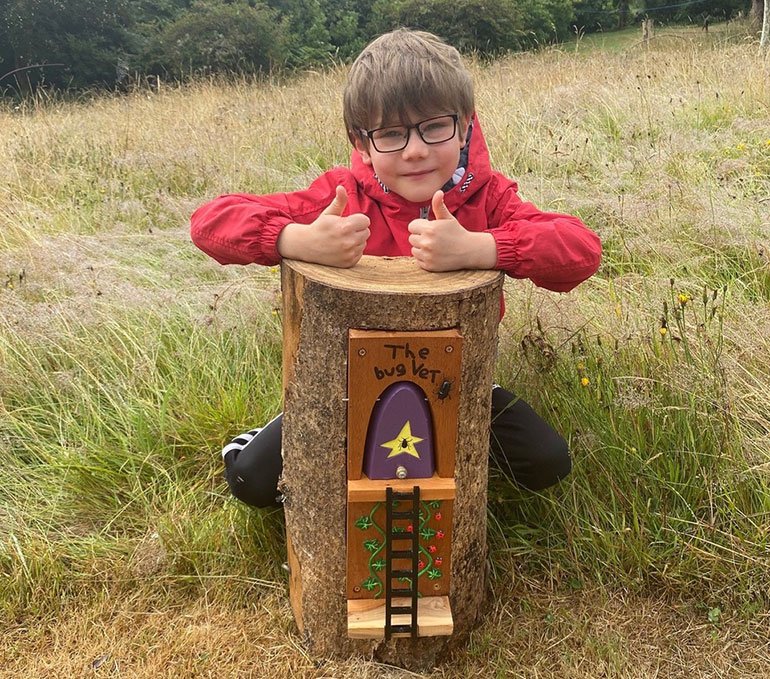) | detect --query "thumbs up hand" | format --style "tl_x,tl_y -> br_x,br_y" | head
321,184 -> 347,215
430,189 -> 455,222
277,186 -> 370,268
408,191 -> 496,271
